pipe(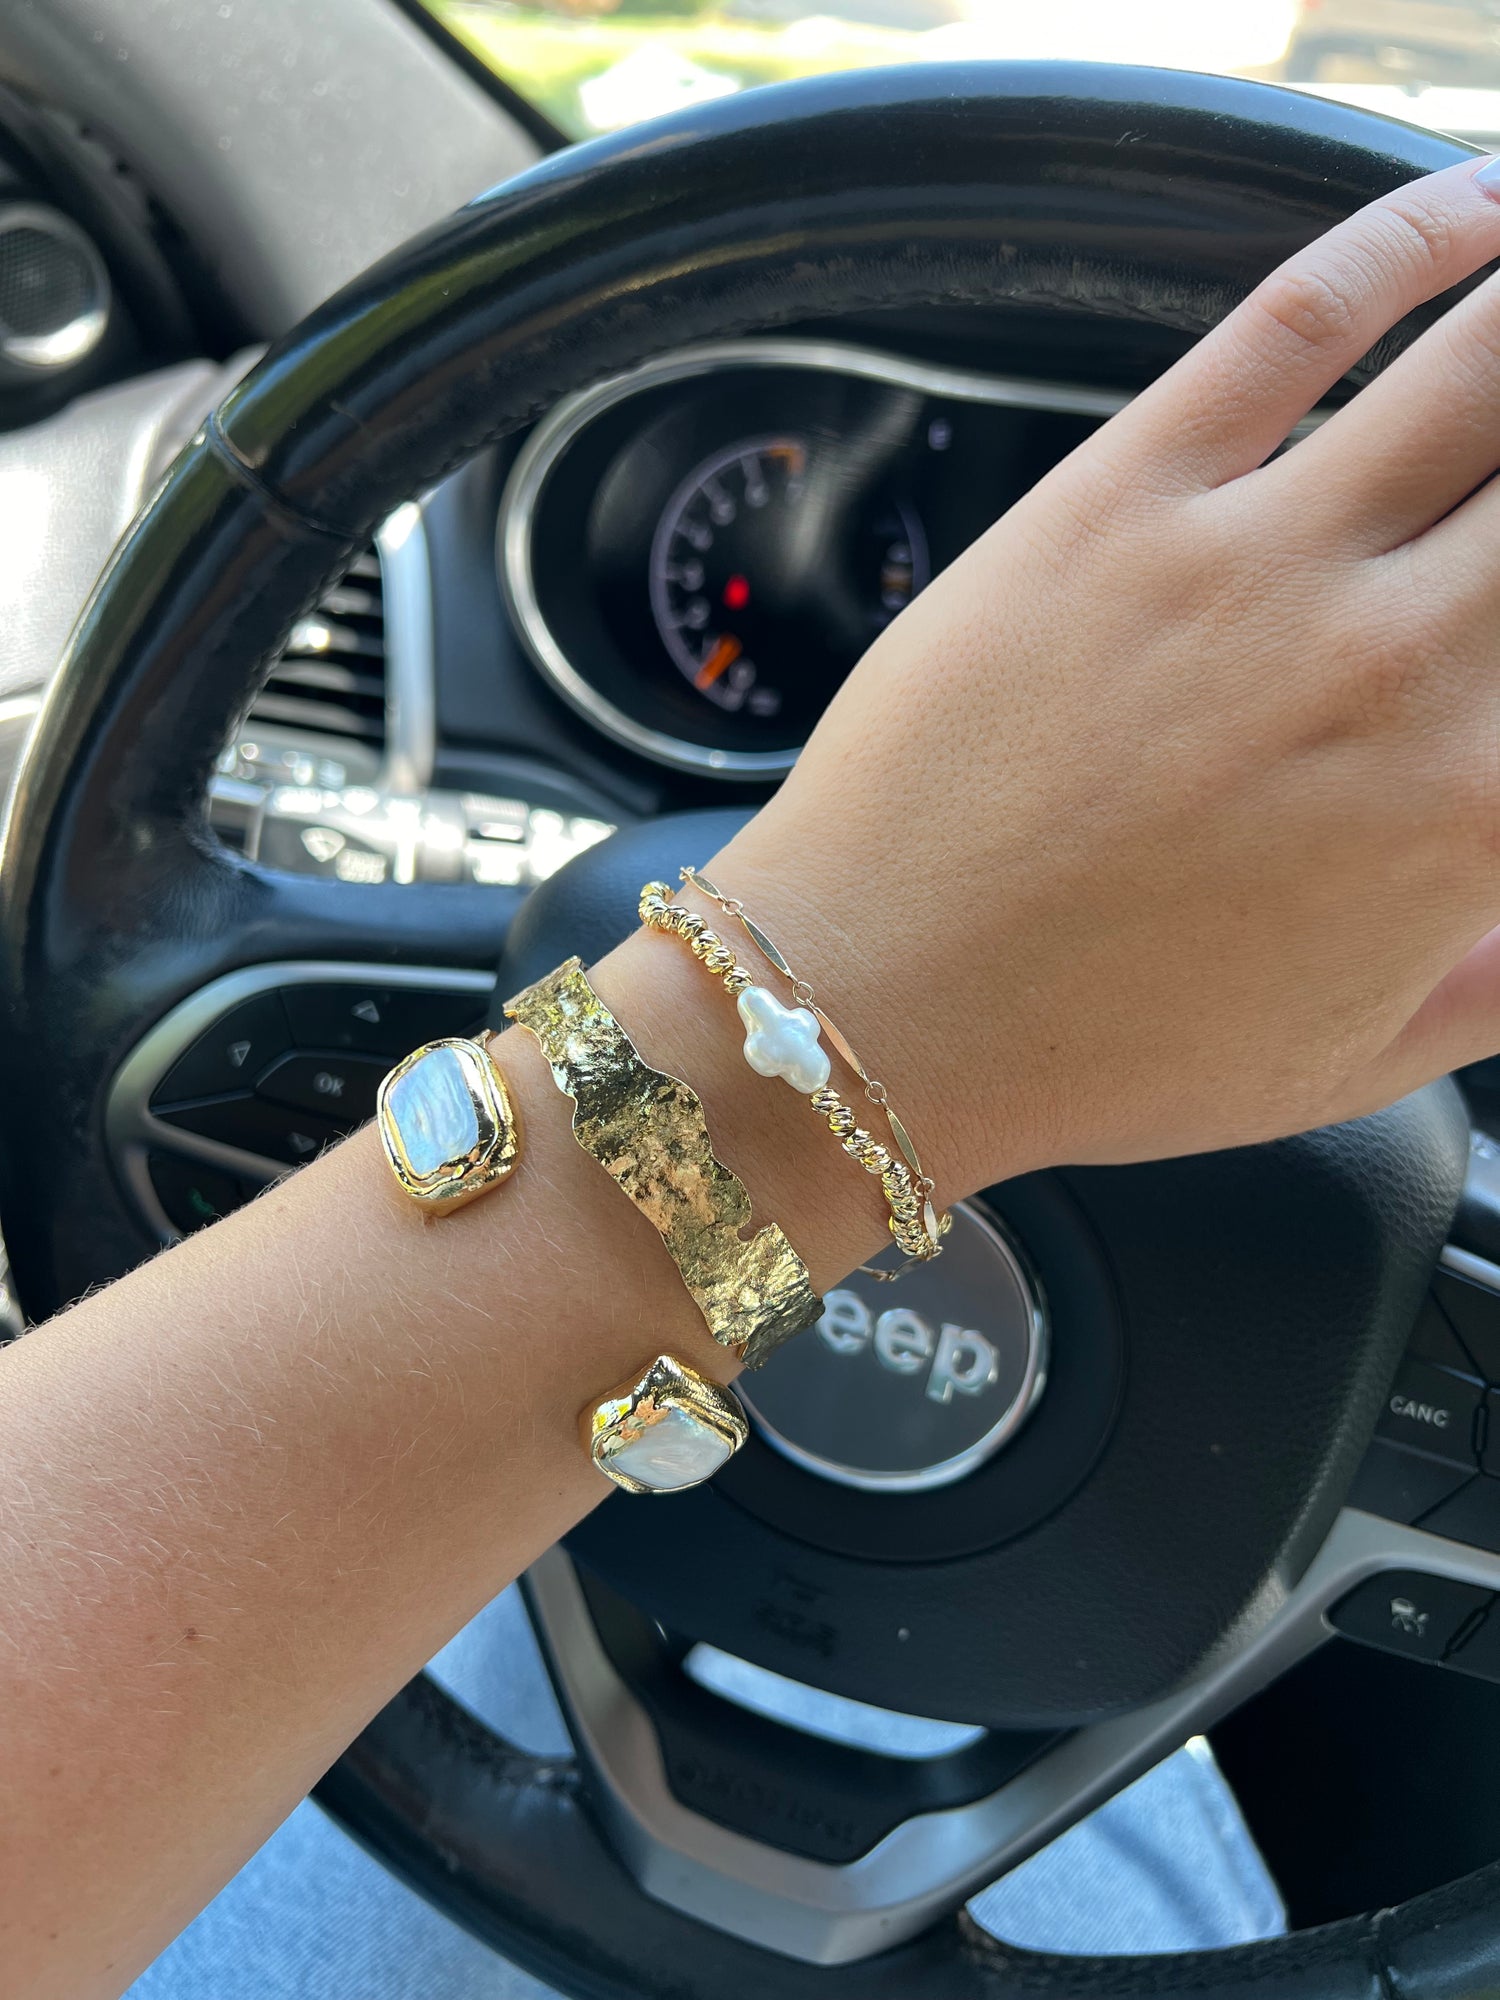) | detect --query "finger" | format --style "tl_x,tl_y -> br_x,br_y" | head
1257,253 -> 1500,551
1098,157 -> 1500,496
1332,924 -> 1500,1120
